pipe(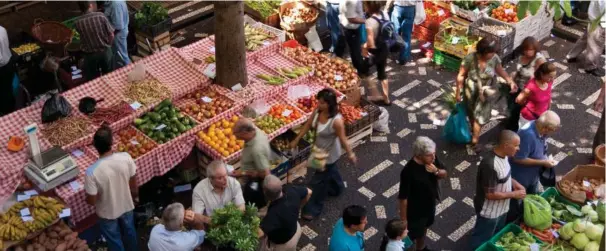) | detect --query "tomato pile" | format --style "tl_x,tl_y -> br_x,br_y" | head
116,127 -> 157,159
491,2 -> 520,23
339,103 -> 364,124
183,89 -> 234,122
268,104 -> 303,124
